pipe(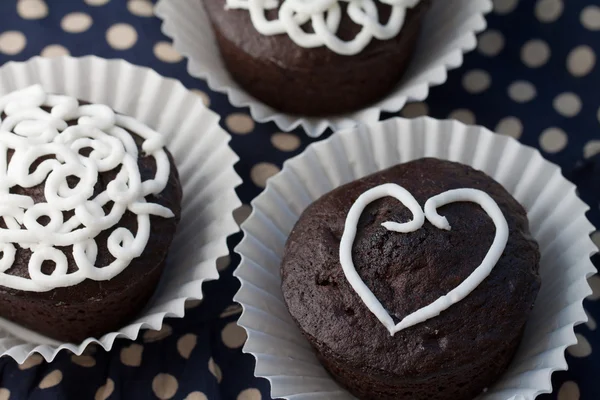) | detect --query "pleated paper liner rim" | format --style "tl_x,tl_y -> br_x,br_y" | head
233,117 -> 597,400
0,56 -> 242,363
155,0 -> 493,137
